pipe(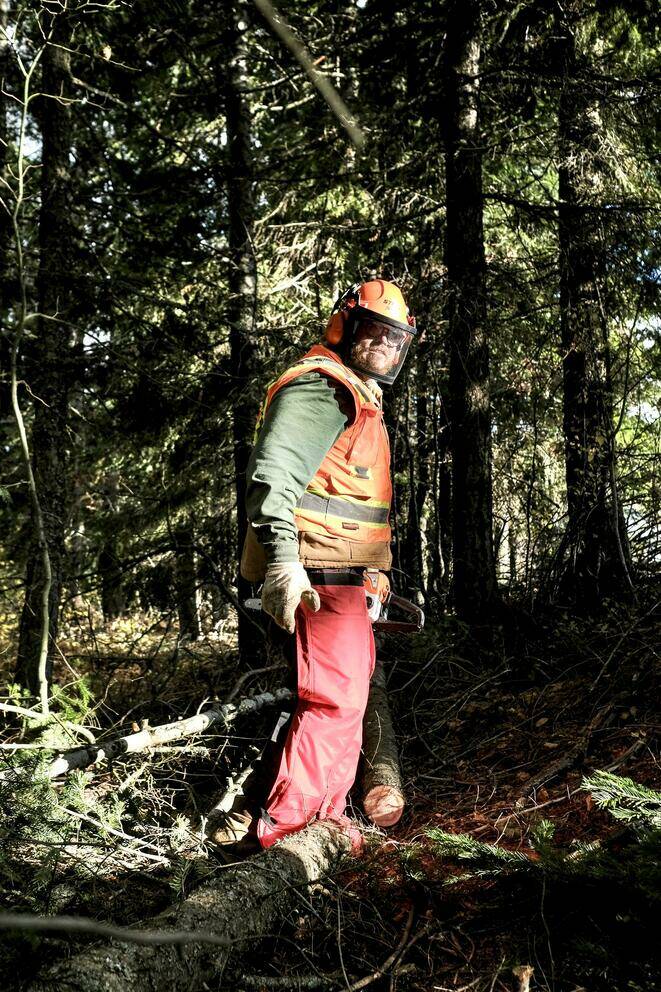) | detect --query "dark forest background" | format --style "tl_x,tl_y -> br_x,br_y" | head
0,1 -> 659,990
